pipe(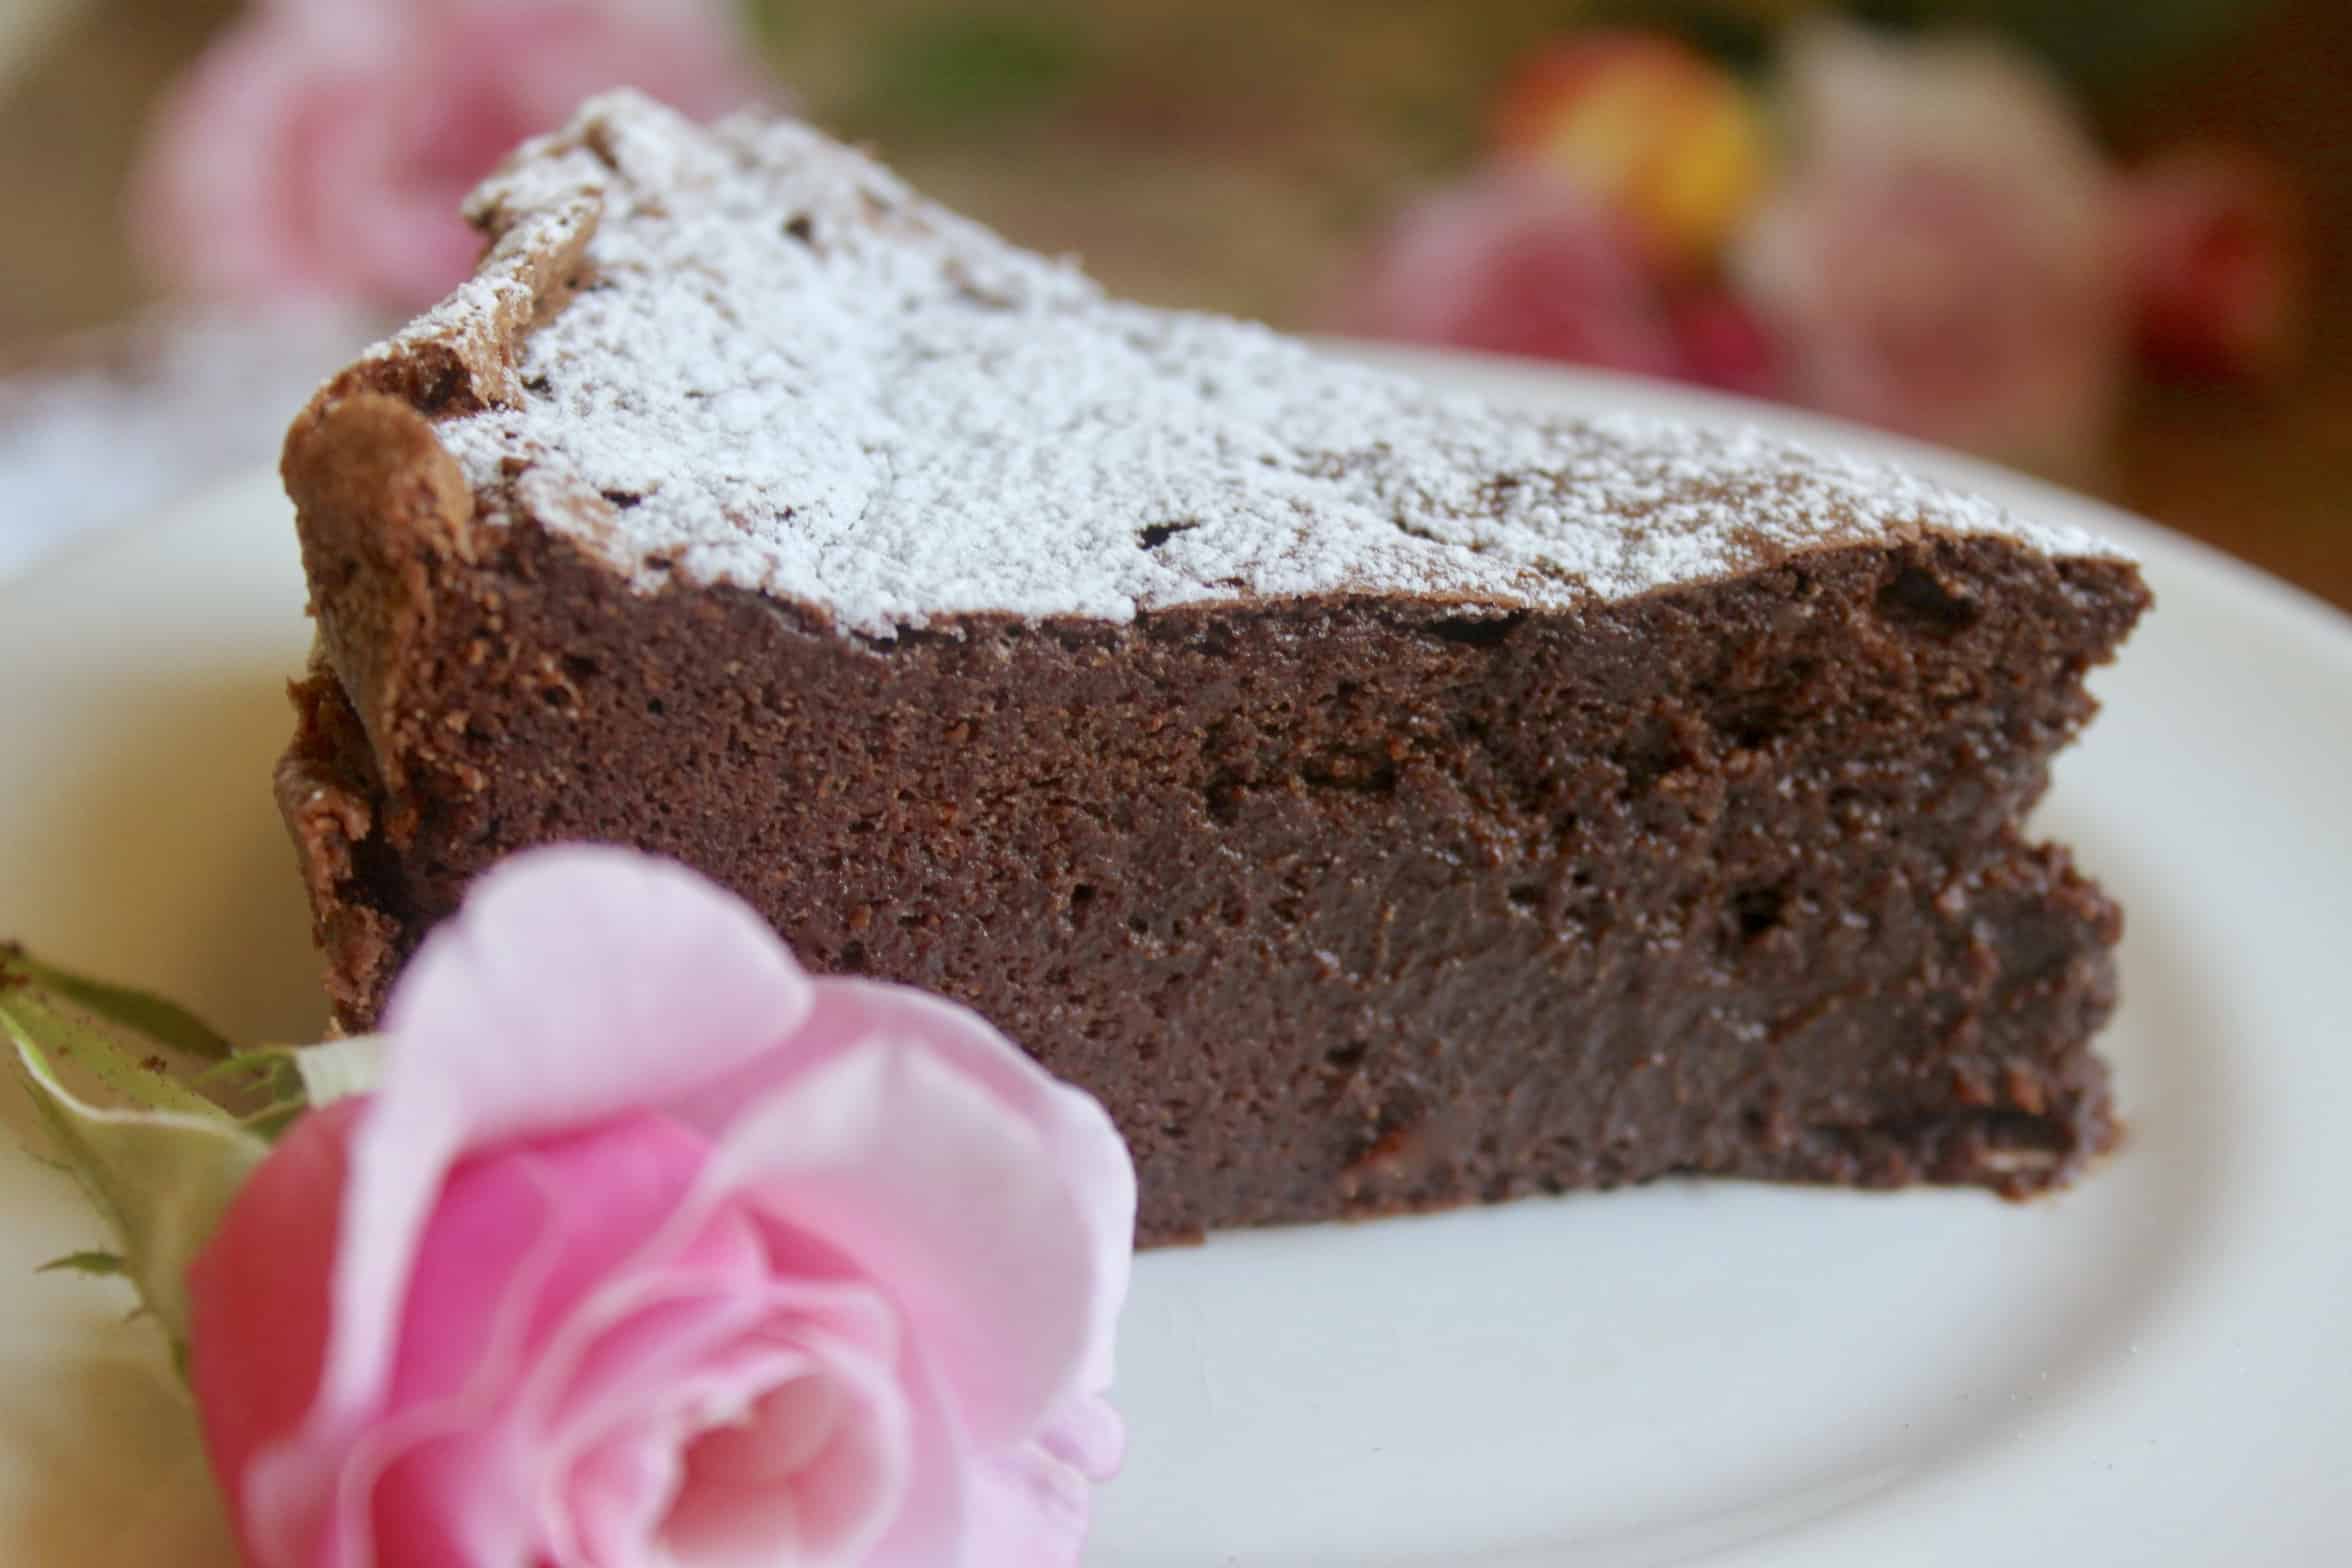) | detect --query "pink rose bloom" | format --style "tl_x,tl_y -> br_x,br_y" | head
134,0 -> 772,309
1339,167 -> 1690,379
1731,25 -> 2127,477
186,848 -> 1135,1567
